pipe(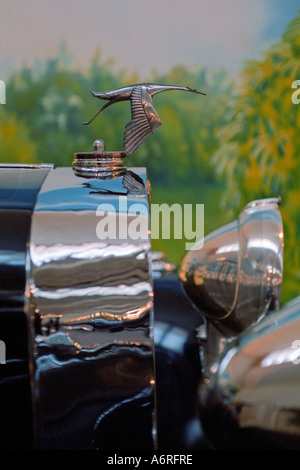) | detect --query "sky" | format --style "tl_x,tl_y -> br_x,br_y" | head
1,0 -> 299,80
